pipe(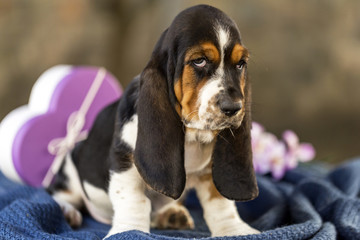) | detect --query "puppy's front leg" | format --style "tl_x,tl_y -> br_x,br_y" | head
195,174 -> 259,237
106,165 -> 151,238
